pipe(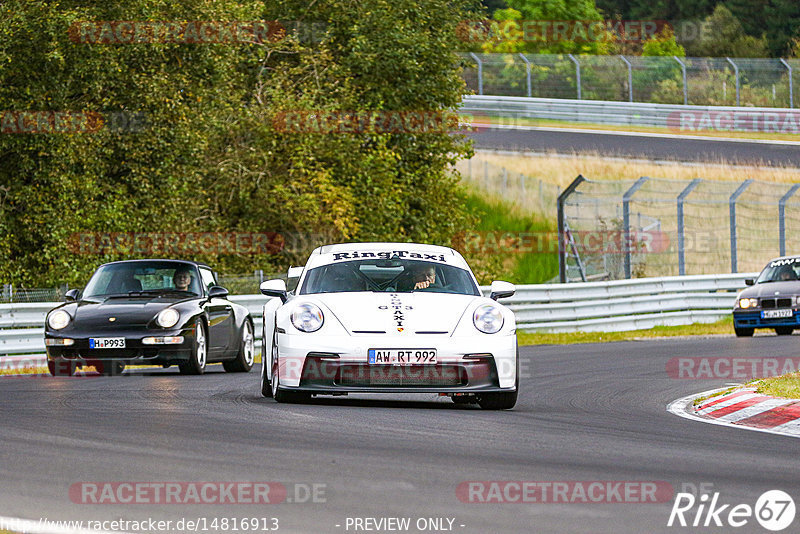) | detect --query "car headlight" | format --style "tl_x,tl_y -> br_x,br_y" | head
47,310 -> 71,330
291,303 -> 324,333
155,308 -> 180,328
473,304 -> 504,334
738,298 -> 758,309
